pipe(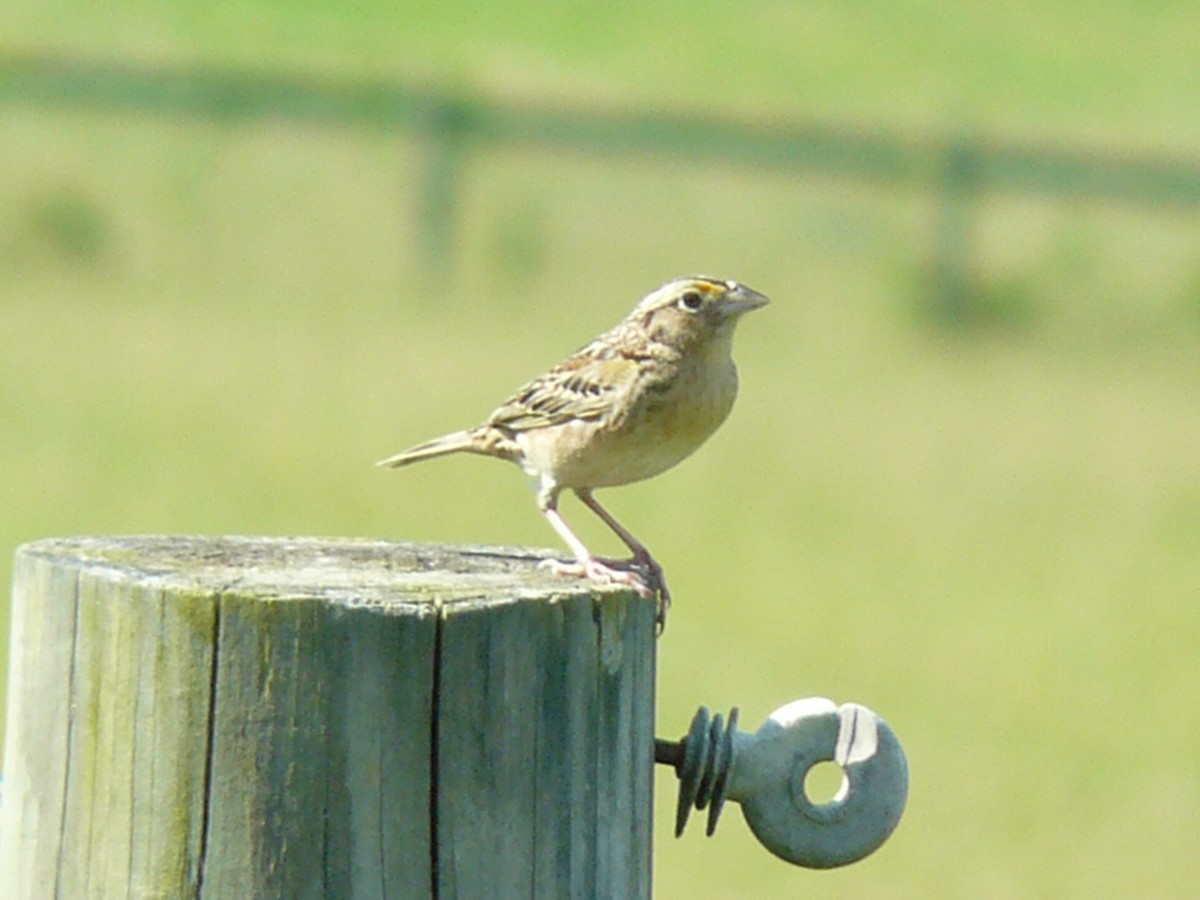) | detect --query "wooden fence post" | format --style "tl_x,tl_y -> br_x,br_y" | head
0,536 -> 655,899
417,98 -> 470,276
929,137 -> 982,325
